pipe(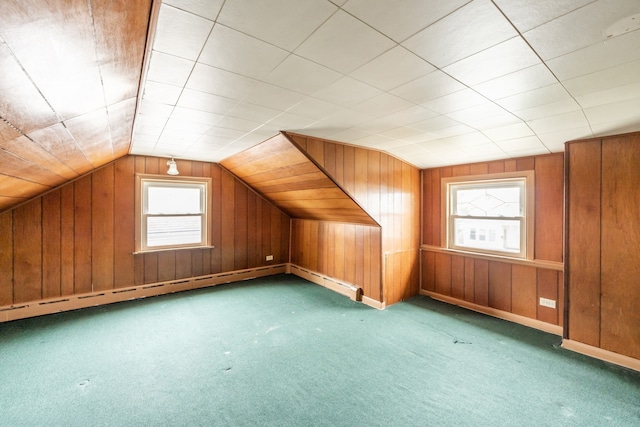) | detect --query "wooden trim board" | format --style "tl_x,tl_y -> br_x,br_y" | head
562,339 -> 640,373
